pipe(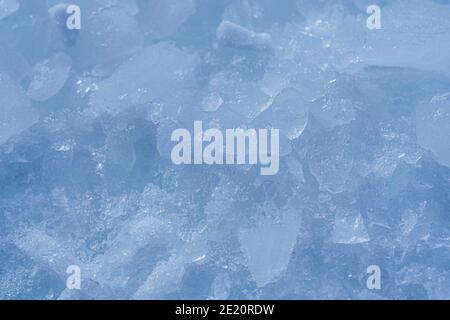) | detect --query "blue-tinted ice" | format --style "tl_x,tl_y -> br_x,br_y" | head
0,0 -> 450,300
